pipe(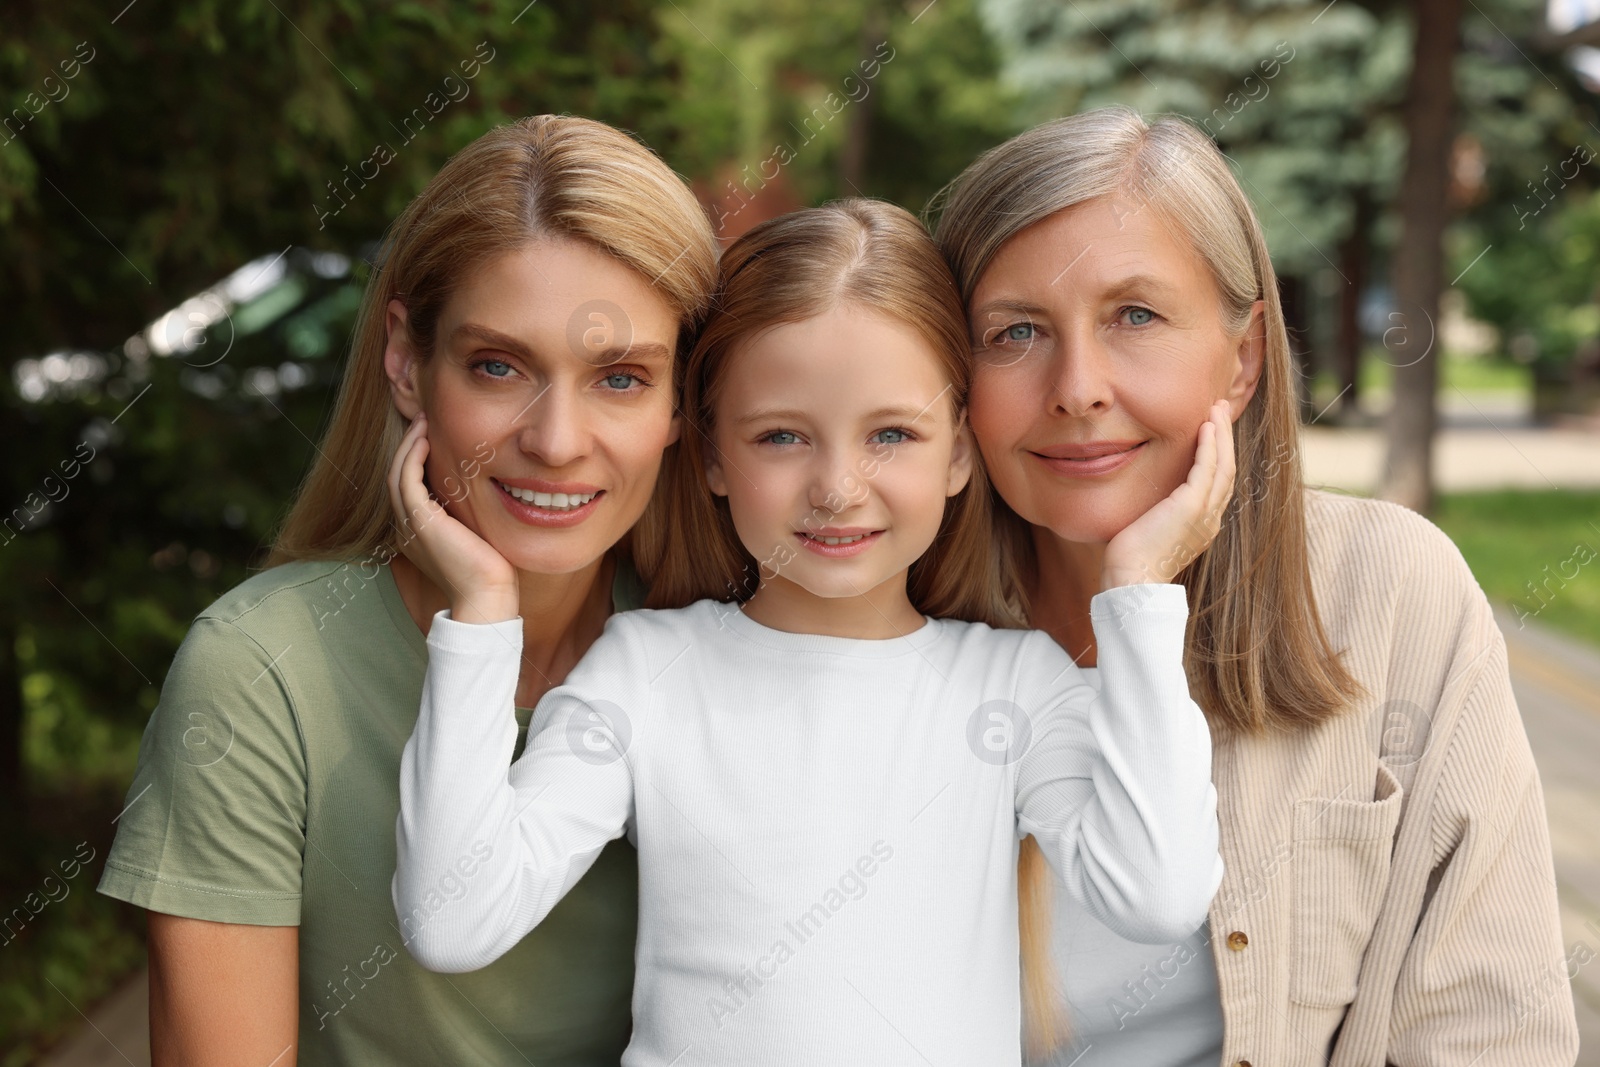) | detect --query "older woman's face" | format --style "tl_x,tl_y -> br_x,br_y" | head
385,239 -> 680,576
967,196 -> 1263,544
